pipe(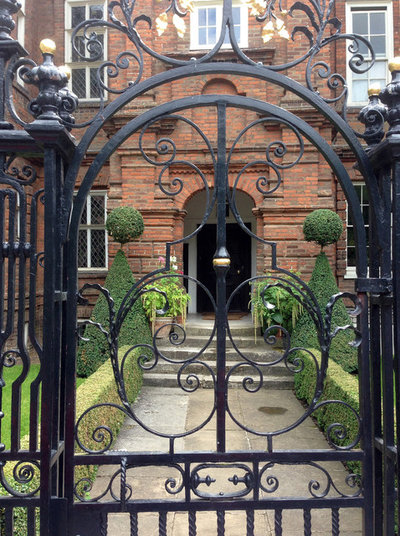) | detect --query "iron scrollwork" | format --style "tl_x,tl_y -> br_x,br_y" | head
1,0 -> 378,130
259,461 -> 362,498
